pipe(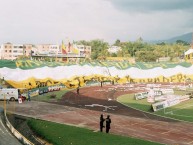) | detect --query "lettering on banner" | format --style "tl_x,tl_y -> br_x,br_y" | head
26,60 -> 33,67
170,75 -> 176,82
147,78 -> 153,83
16,61 -> 23,68
163,76 -> 170,83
